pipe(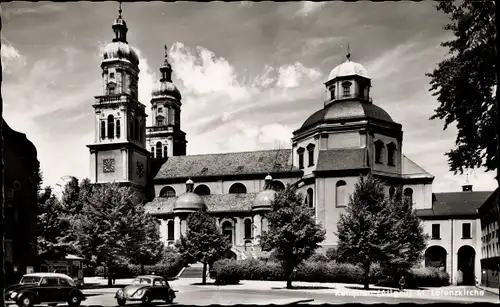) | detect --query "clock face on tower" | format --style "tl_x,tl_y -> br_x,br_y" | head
103,159 -> 115,173
136,162 -> 144,178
